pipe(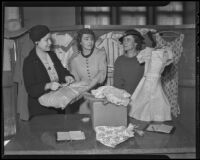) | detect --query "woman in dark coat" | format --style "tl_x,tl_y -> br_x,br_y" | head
23,25 -> 74,119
